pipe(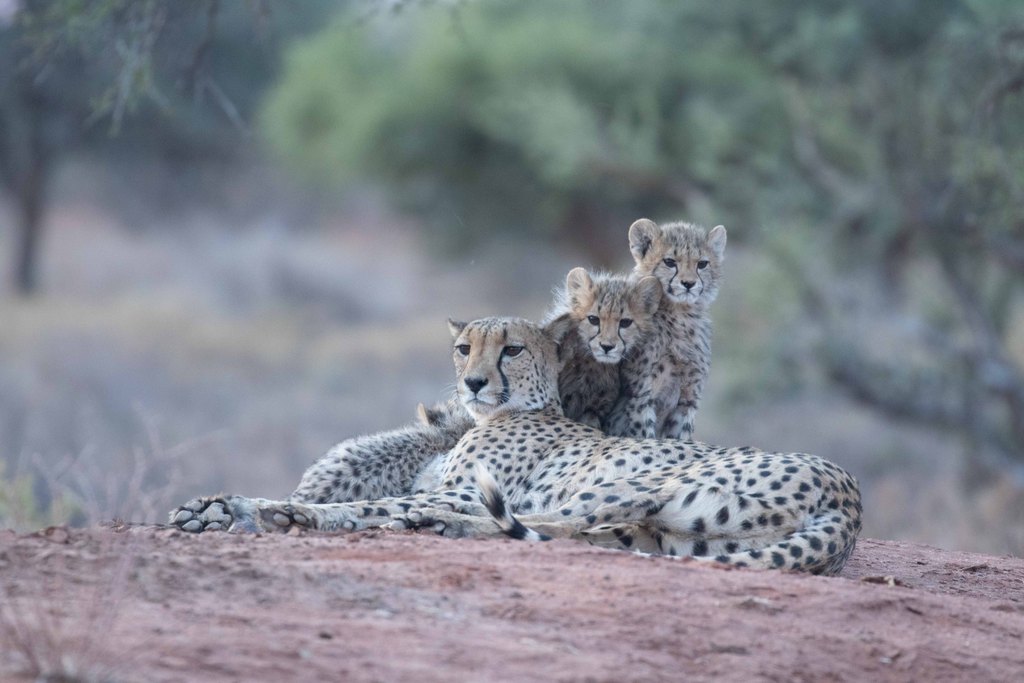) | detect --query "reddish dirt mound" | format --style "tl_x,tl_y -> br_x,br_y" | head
1,528 -> 1023,682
